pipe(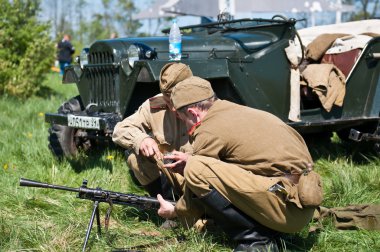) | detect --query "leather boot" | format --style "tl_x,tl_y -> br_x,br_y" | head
198,189 -> 279,252
142,177 -> 162,197
143,174 -> 176,200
